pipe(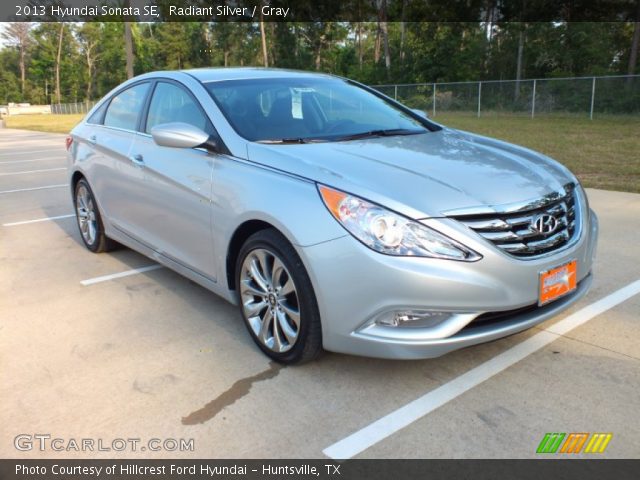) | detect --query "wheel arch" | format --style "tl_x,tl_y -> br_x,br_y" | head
226,219 -> 280,291
70,169 -> 85,196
